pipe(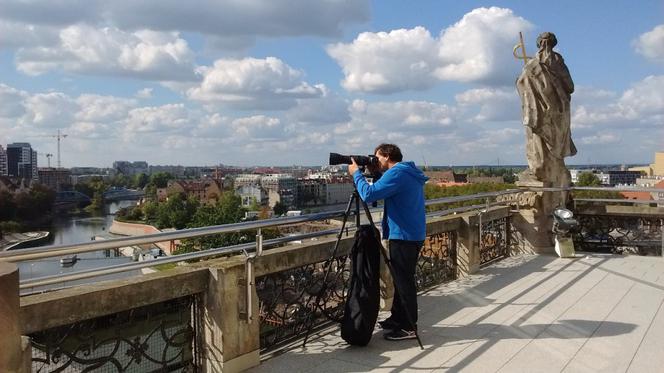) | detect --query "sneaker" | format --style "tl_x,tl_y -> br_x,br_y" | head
377,318 -> 399,330
384,329 -> 417,341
